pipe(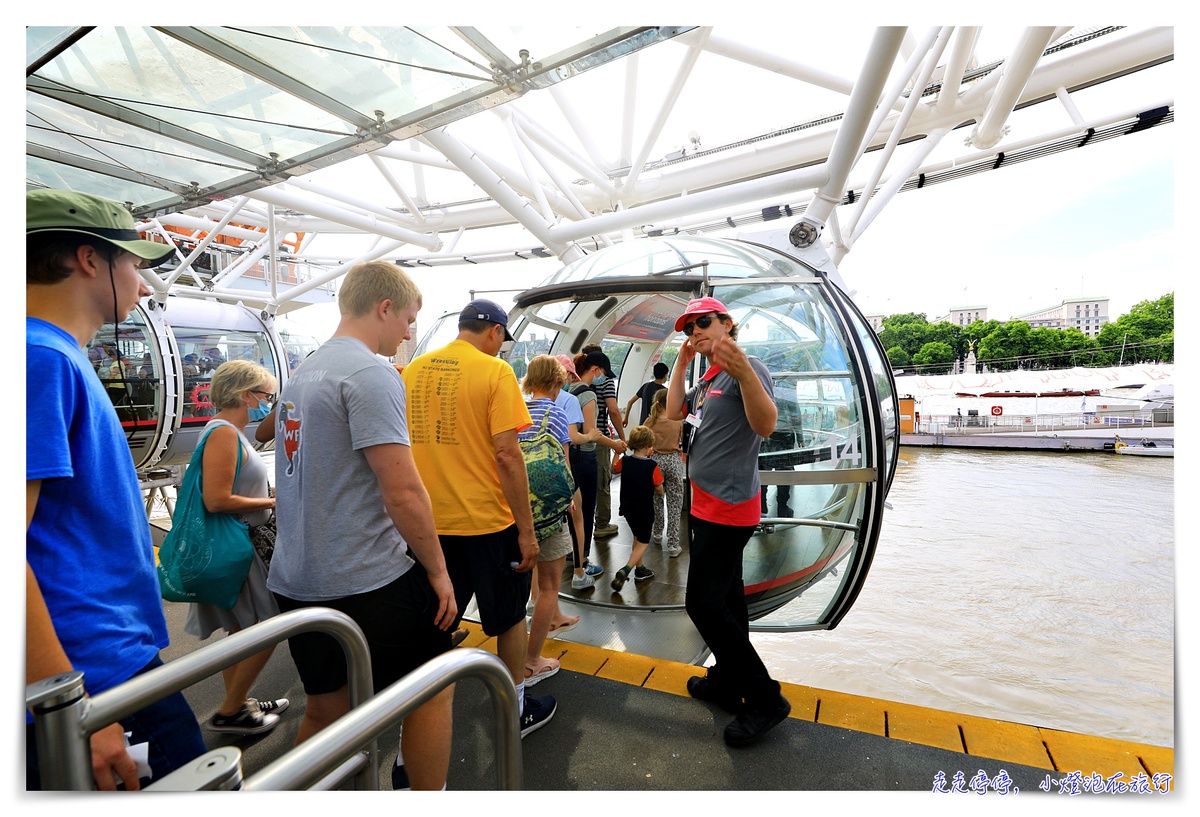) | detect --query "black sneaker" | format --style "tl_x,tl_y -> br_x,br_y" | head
391,762 -> 410,791
686,674 -> 742,714
248,697 -> 289,716
633,566 -> 655,582
520,693 -> 557,738
610,566 -> 630,591
723,695 -> 792,747
207,702 -> 280,735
